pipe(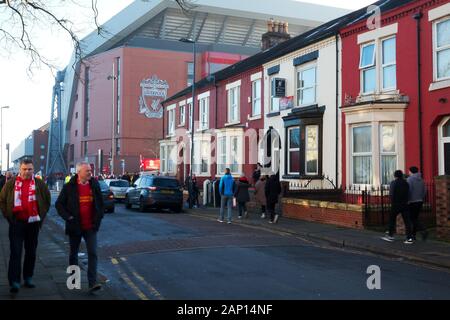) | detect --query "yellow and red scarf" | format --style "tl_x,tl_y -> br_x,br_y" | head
13,176 -> 40,223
